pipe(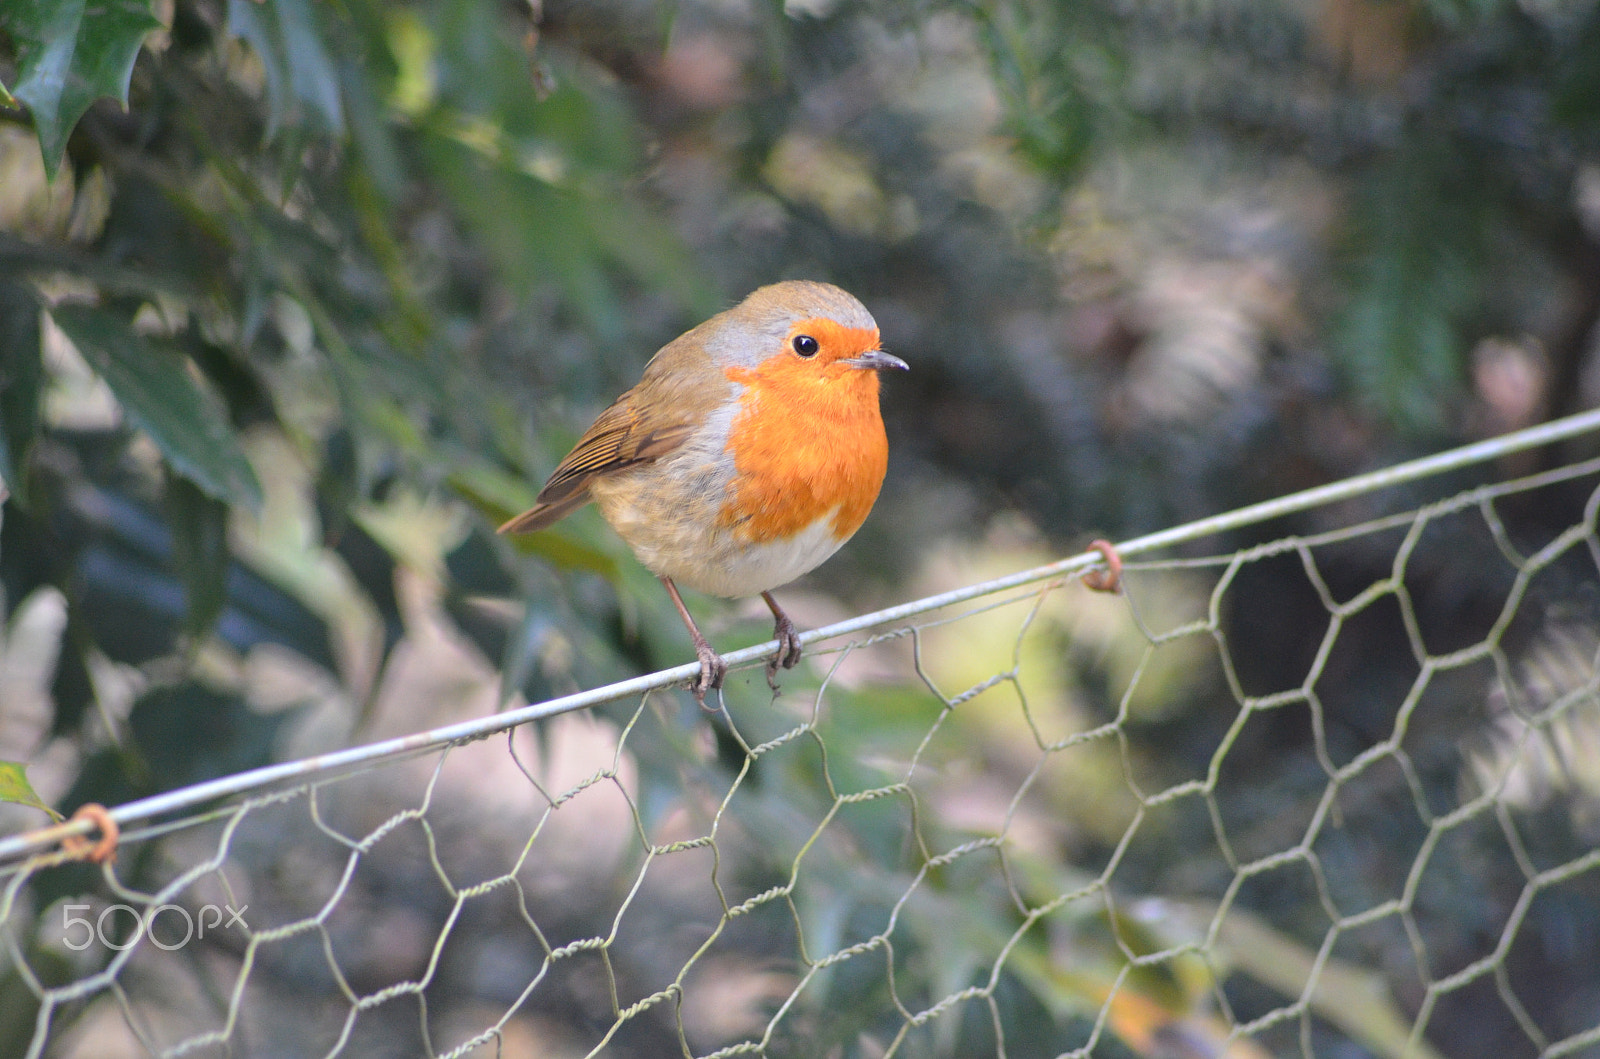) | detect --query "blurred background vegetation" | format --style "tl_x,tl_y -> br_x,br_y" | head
3,0 -> 1600,1054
